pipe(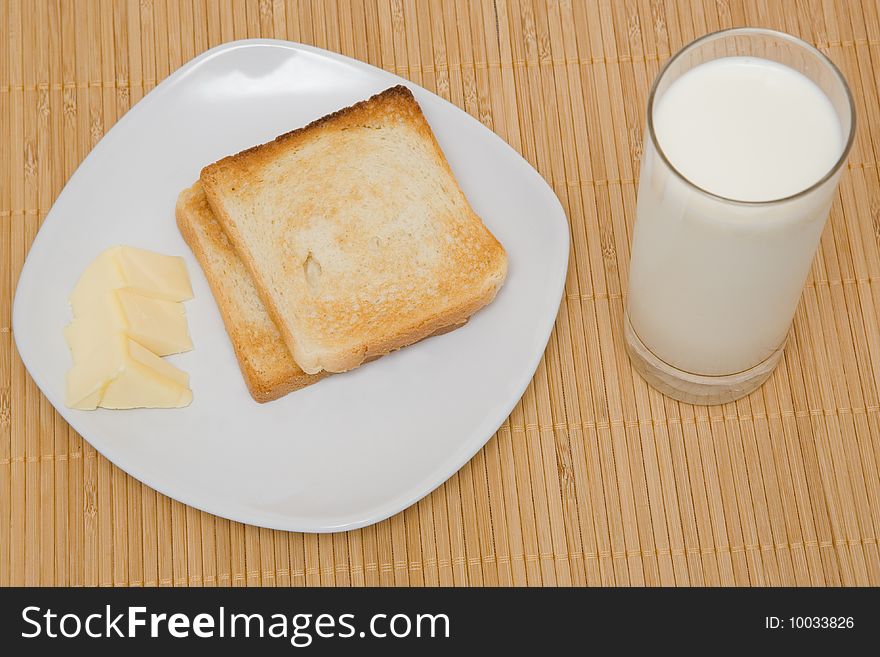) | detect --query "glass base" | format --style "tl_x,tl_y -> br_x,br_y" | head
624,313 -> 783,405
